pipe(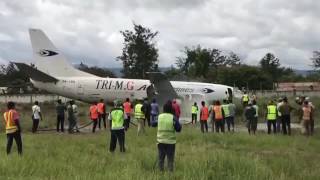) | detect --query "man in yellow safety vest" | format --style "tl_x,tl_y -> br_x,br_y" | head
266,100 -> 278,134
109,100 -> 126,152
3,101 -> 23,155
135,99 -> 145,135
191,102 -> 198,124
157,100 -> 181,171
